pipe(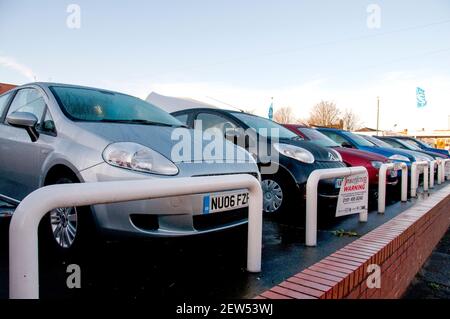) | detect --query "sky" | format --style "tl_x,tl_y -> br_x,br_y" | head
1,0 -> 450,130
